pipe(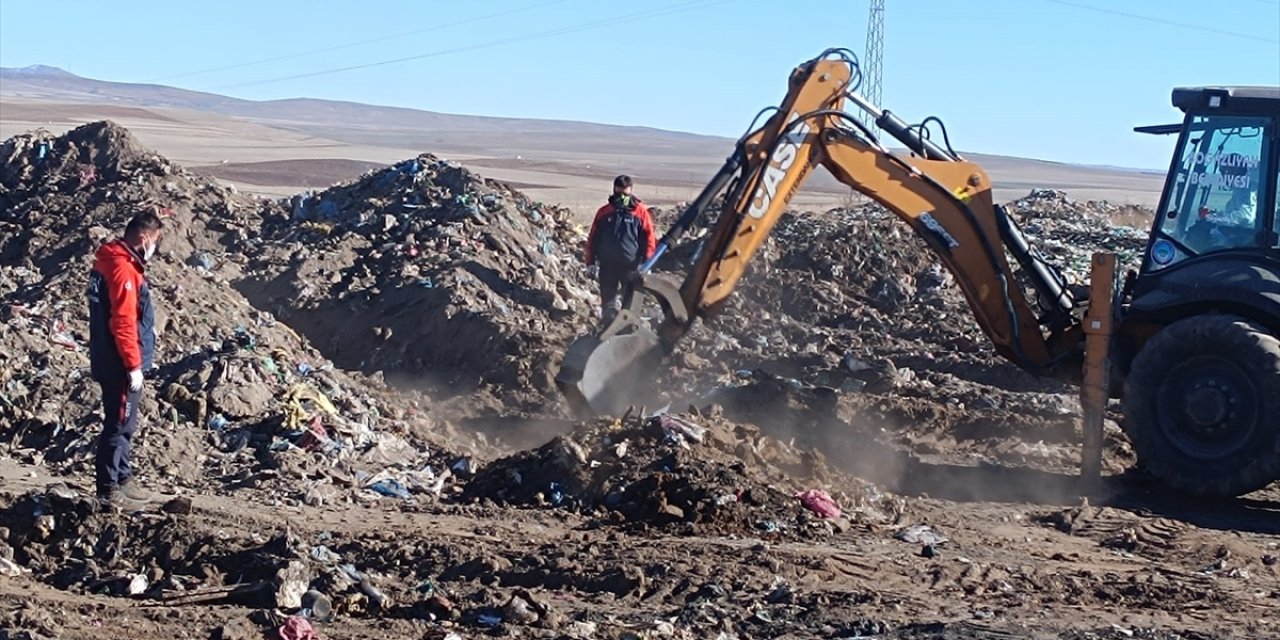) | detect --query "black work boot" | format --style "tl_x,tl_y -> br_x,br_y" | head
98,487 -> 146,513
117,478 -> 154,504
